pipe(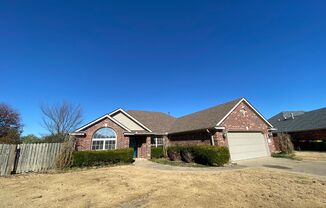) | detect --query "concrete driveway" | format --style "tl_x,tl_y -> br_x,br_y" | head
237,157 -> 326,177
